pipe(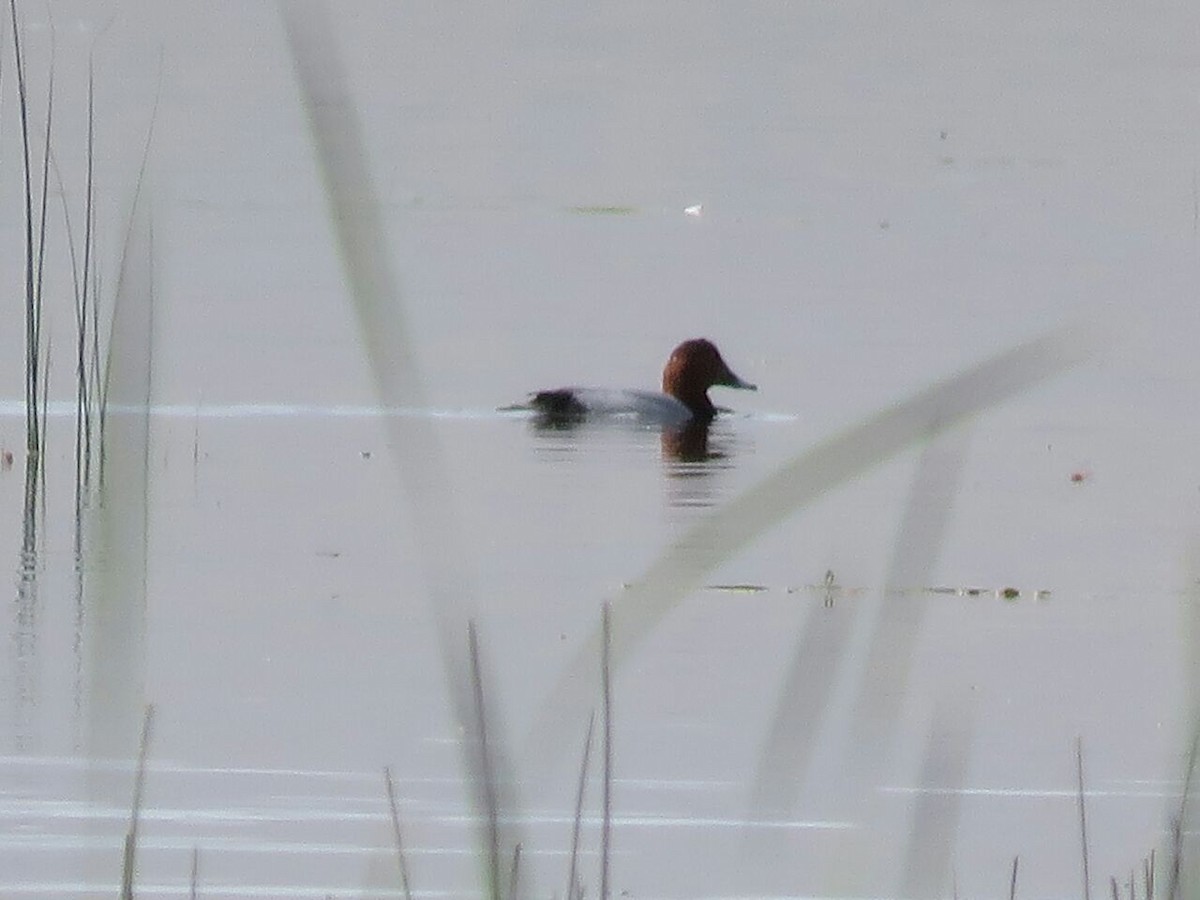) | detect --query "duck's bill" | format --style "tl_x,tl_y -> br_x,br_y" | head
723,373 -> 757,391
